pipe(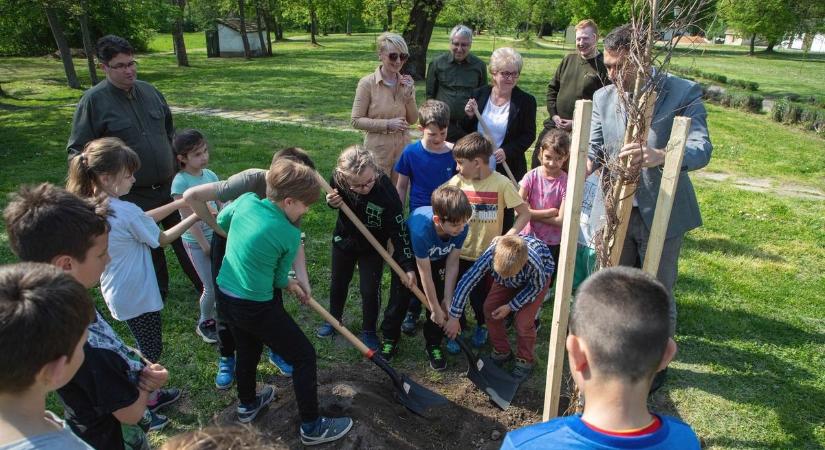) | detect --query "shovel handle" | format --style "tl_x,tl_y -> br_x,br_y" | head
306,296 -> 372,356
471,103 -> 519,187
